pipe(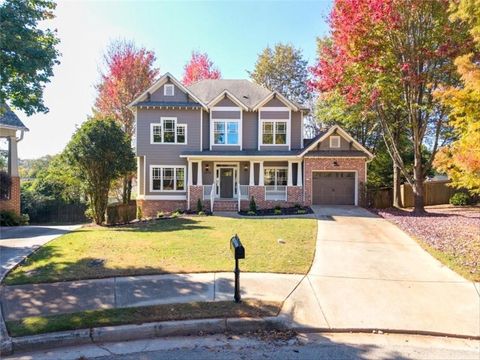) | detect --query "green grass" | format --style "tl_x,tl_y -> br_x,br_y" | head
6,300 -> 281,337
4,216 -> 317,285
